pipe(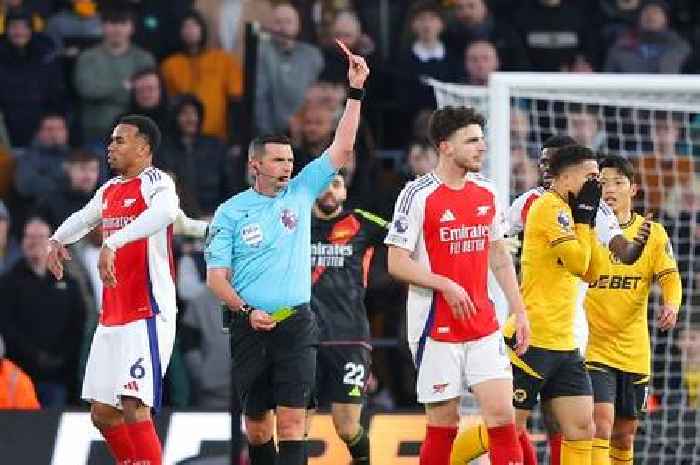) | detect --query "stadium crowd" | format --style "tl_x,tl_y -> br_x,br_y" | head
0,0 -> 698,461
